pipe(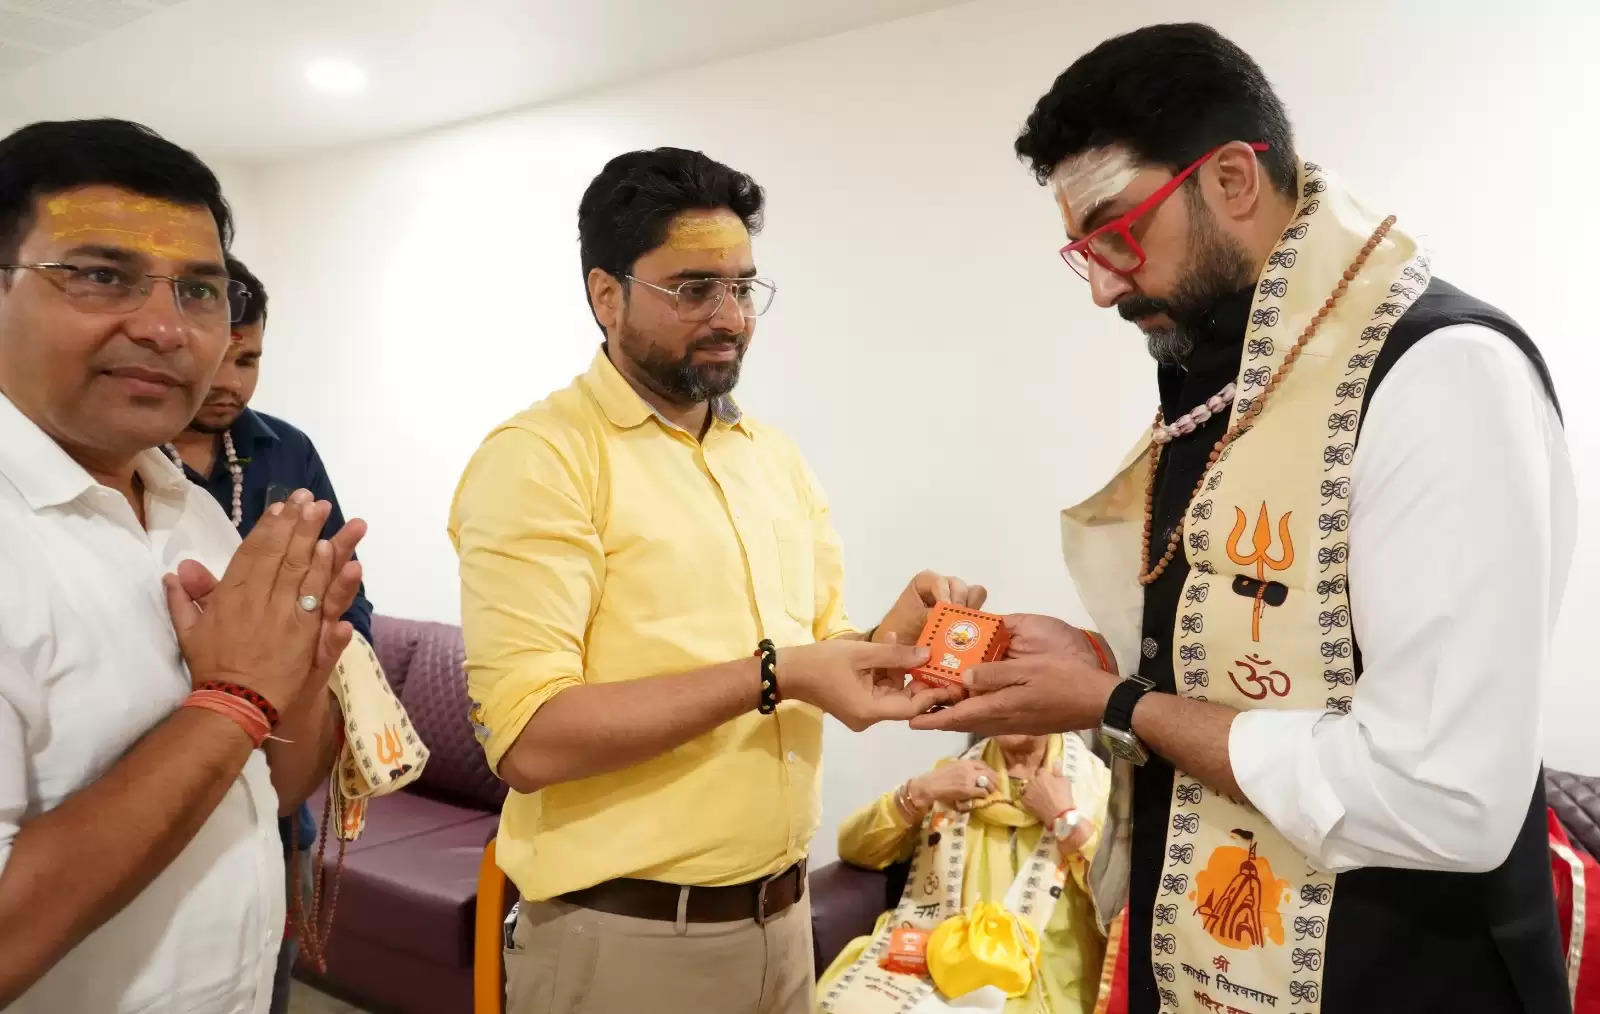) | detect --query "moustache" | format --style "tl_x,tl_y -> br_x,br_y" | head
1117,296 -> 1171,323
690,333 -> 747,349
